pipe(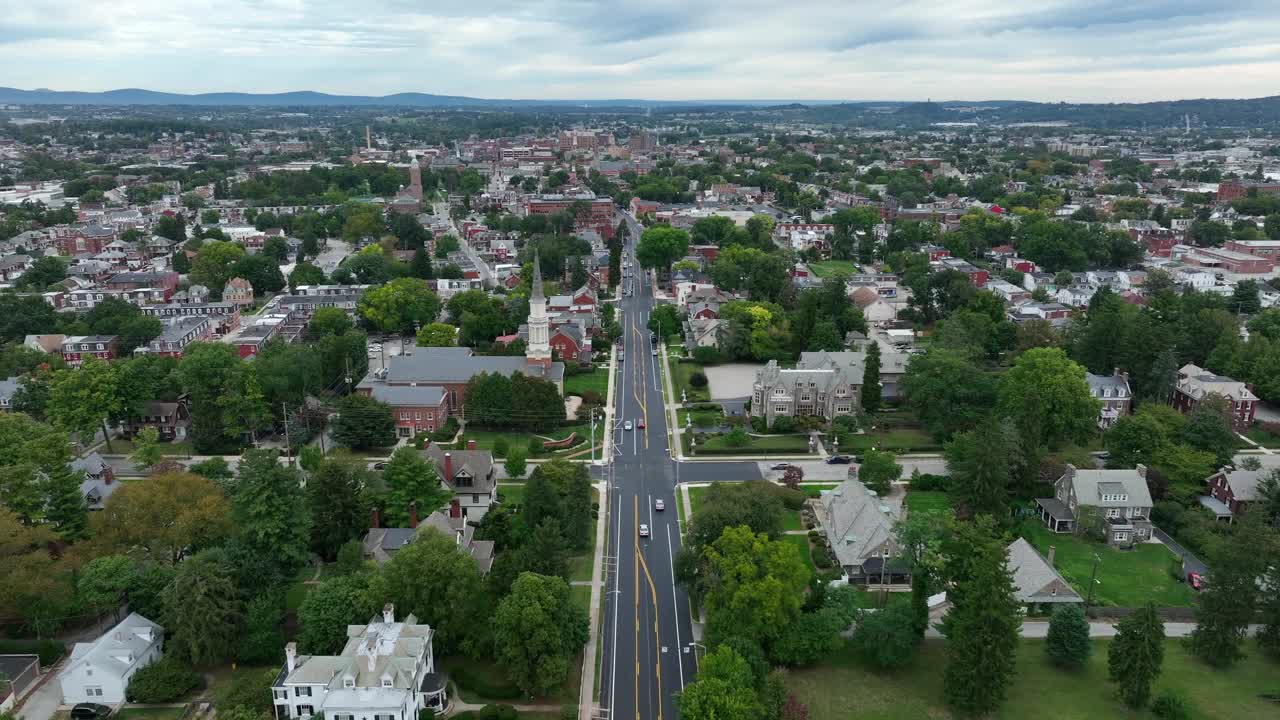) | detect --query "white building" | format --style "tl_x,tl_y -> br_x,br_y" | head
59,613 -> 164,704
271,604 -> 448,720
